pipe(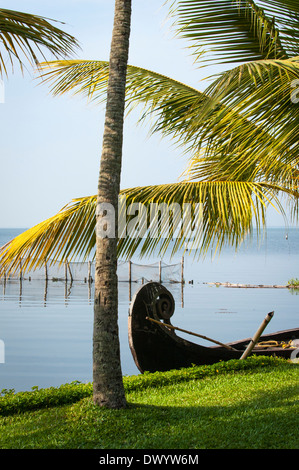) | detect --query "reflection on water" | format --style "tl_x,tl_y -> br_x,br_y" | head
2,277 -> 185,306
0,278 -> 187,392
